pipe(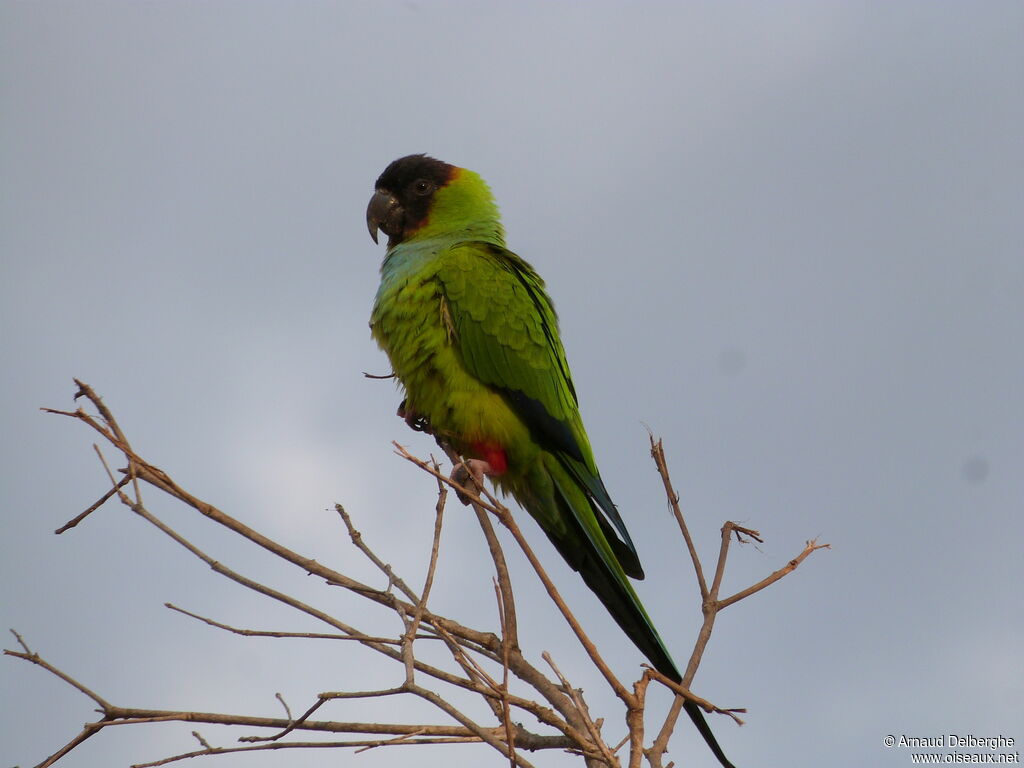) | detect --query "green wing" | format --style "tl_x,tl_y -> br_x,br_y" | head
436,242 -> 643,578
436,243 -> 739,768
